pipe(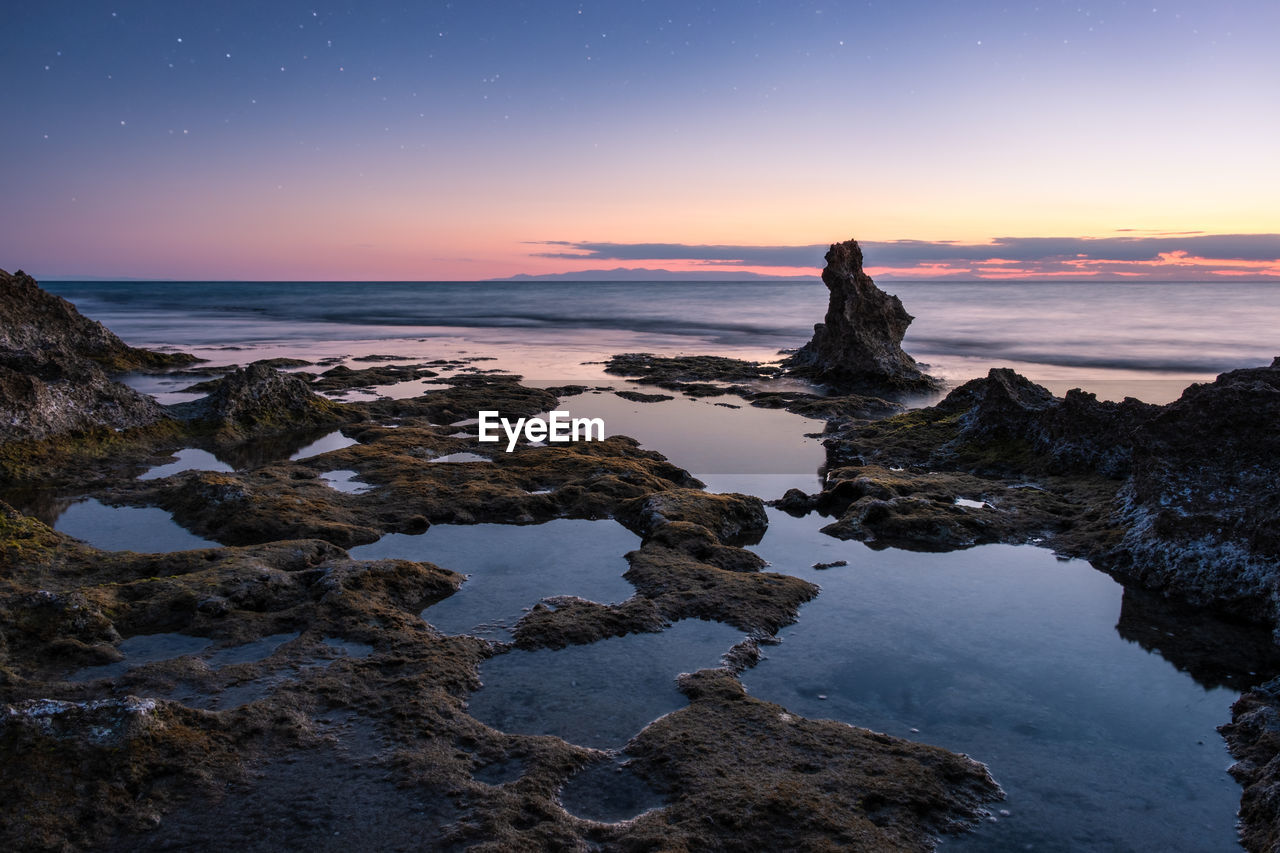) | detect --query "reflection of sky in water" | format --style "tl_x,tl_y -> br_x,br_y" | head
520,388 -> 827,497
468,618 -> 745,749
55,499 -> 218,552
289,431 -> 358,460
741,509 -> 1242,853
318,469 -> 374,493
349,519 -> 639,640
138,447 -> 233,480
